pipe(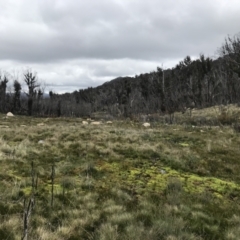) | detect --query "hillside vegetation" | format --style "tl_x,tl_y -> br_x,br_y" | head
1,33 -> 240,120
1,106 -> 240,239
